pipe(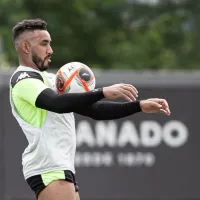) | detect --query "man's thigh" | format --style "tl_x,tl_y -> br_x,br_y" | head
26,170 -> 79,200
38,180 -> 76,200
